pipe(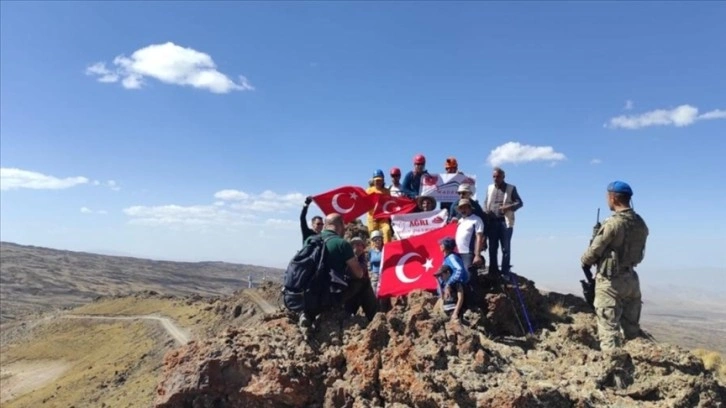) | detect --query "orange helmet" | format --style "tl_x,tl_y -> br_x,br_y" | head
445,157 -> 458,169
413,154 -> 426,165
